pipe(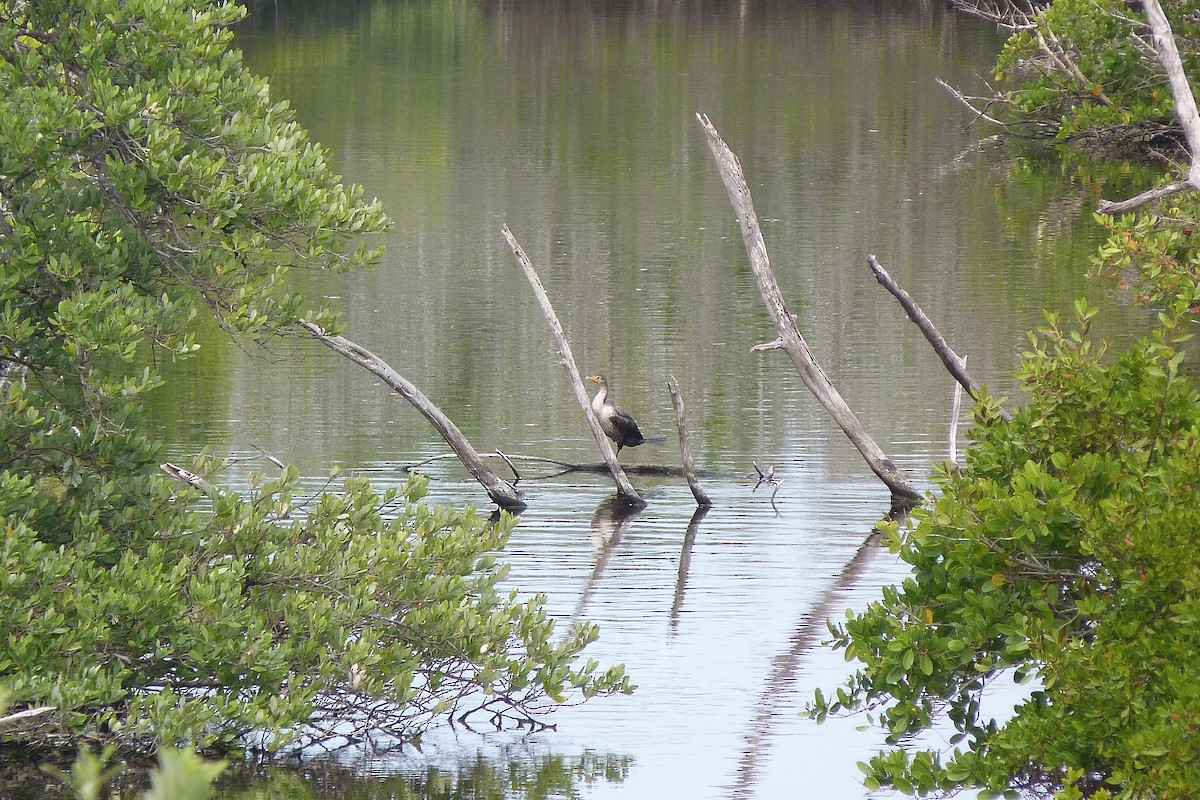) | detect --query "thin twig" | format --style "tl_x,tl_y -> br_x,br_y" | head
250,444 -> 286,470
494,449 -> 521,484
935,77 -> 1009,128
